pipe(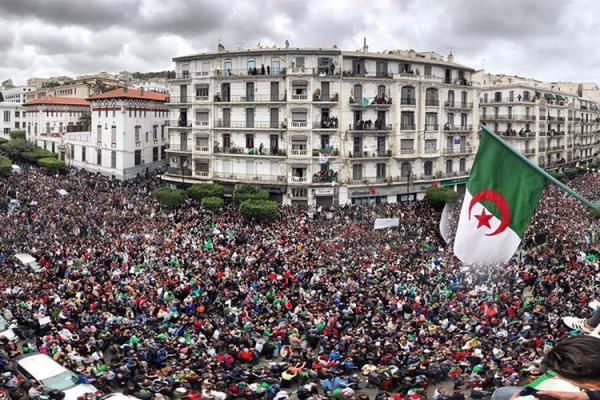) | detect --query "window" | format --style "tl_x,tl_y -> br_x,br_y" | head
223,133 -> 231,149
400,162 -> 411,178
193,110 -> 209,128
195,84 -> 209,98
14,111 -> 19,118
111,151 -> 116,169
153,147 -> 159,162
153,125 -> 158,140
523,91 -> 530,101
320,135 -> 330,149
295,56 -> 305,68
135,126 -> 140,143
247,58 -> 256,72
291,109 -> 308,123
425,112 -> 438,129
96,125 -> 102,143
245,108 -> 254,128
196,136 -> 209,150
445,159 -> 453,174
111,125 -> 117,144
271,57 -> 280,74
376,163 -> 386,179
461,91 -> 468,106
97,149 -> 102,165
81,146 -> 86,162
161,146 -> 166,160
400,139 -> 414,151
401,111 -> 415,129
401,86 -> 416,104
352,164 -> 363,181
423,161 -> 433,176
145,131 -> 149,143
134,150 -> 141,166
245,134 -> 254,149
509,90 -> 514,102
425,88 -> 438,106
424,65 -> 432,77
161,125 -> 165,140
494,91 -> 502,102
459,158 -> 466,173
353,84 -> 362,101
424,139 -> 437,151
